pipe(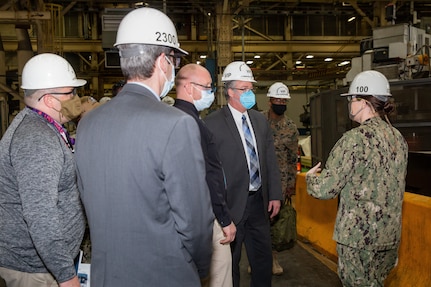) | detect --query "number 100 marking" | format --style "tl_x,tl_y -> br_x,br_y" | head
355,86 -> 368,93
